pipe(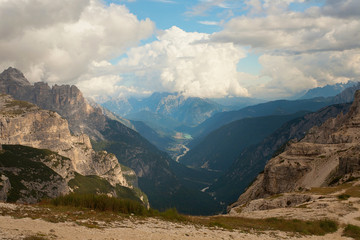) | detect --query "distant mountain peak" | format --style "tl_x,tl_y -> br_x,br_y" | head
300,81 -> 358,100
0,67 -> 31,86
